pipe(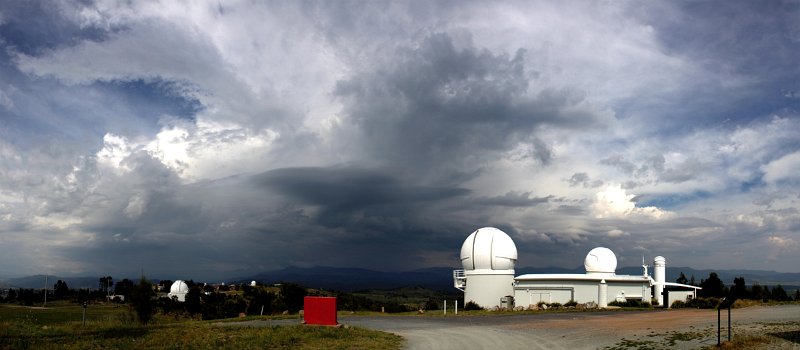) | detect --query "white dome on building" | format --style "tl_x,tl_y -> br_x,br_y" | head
460,227 -> 517,271
170,280 -> 189,294
168,280 -> 189,302
584,247 -> 617,274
